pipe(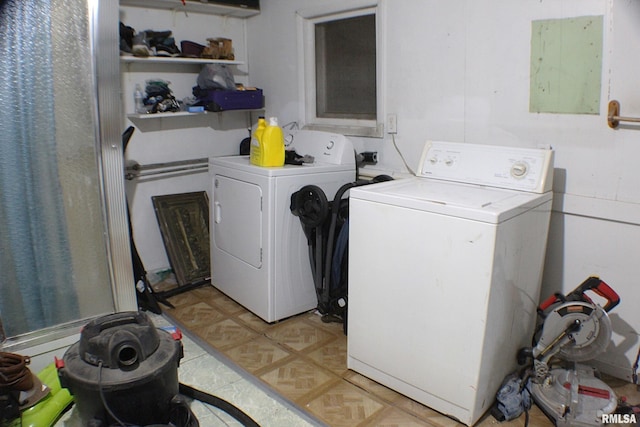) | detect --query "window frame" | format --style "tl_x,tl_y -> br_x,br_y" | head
296,1 -> 383,137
